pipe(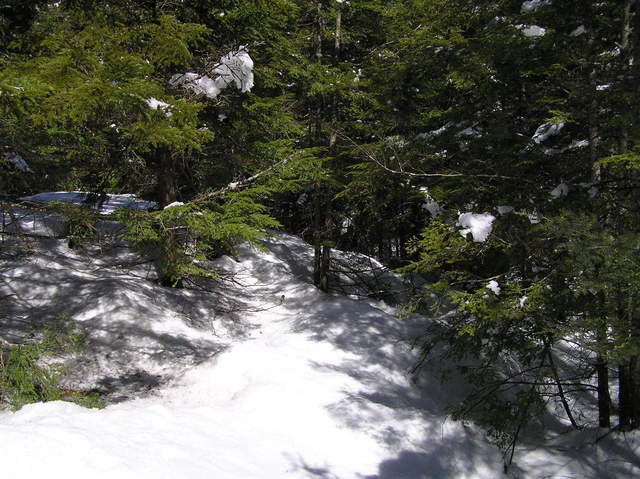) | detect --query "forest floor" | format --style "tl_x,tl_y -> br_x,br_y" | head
0,230 -> 638,479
